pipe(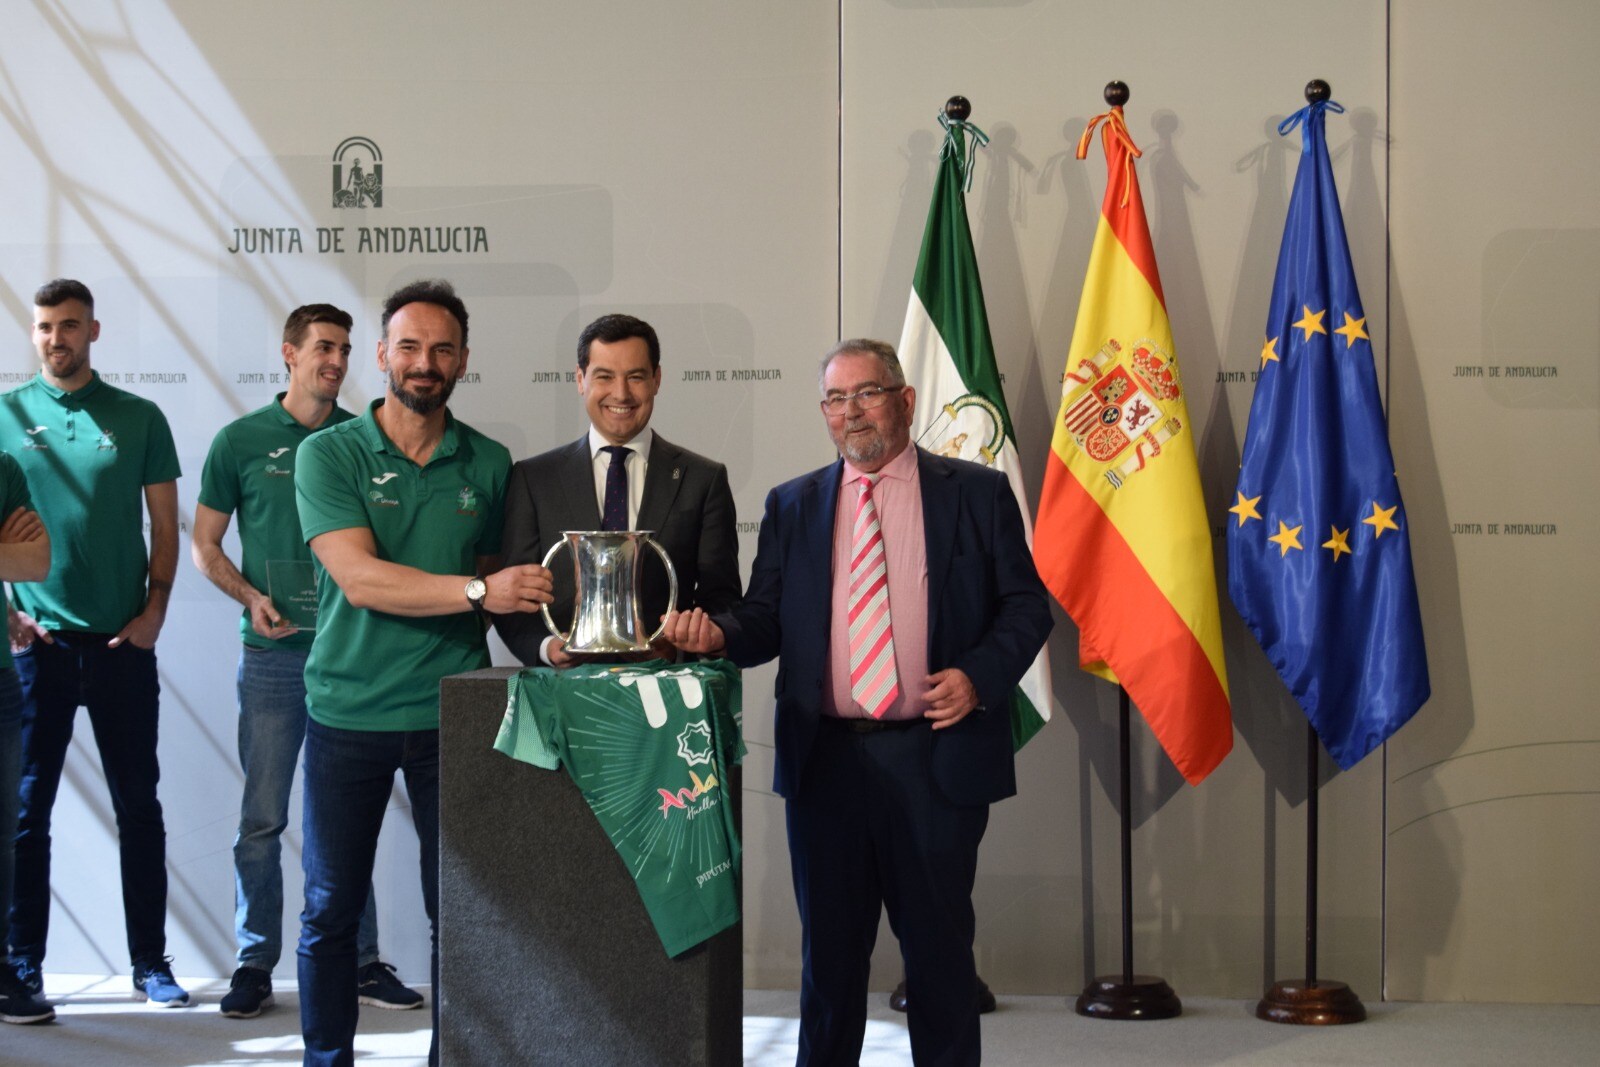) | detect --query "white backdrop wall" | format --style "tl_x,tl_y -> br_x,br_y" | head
1,0 -> 1594,1005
